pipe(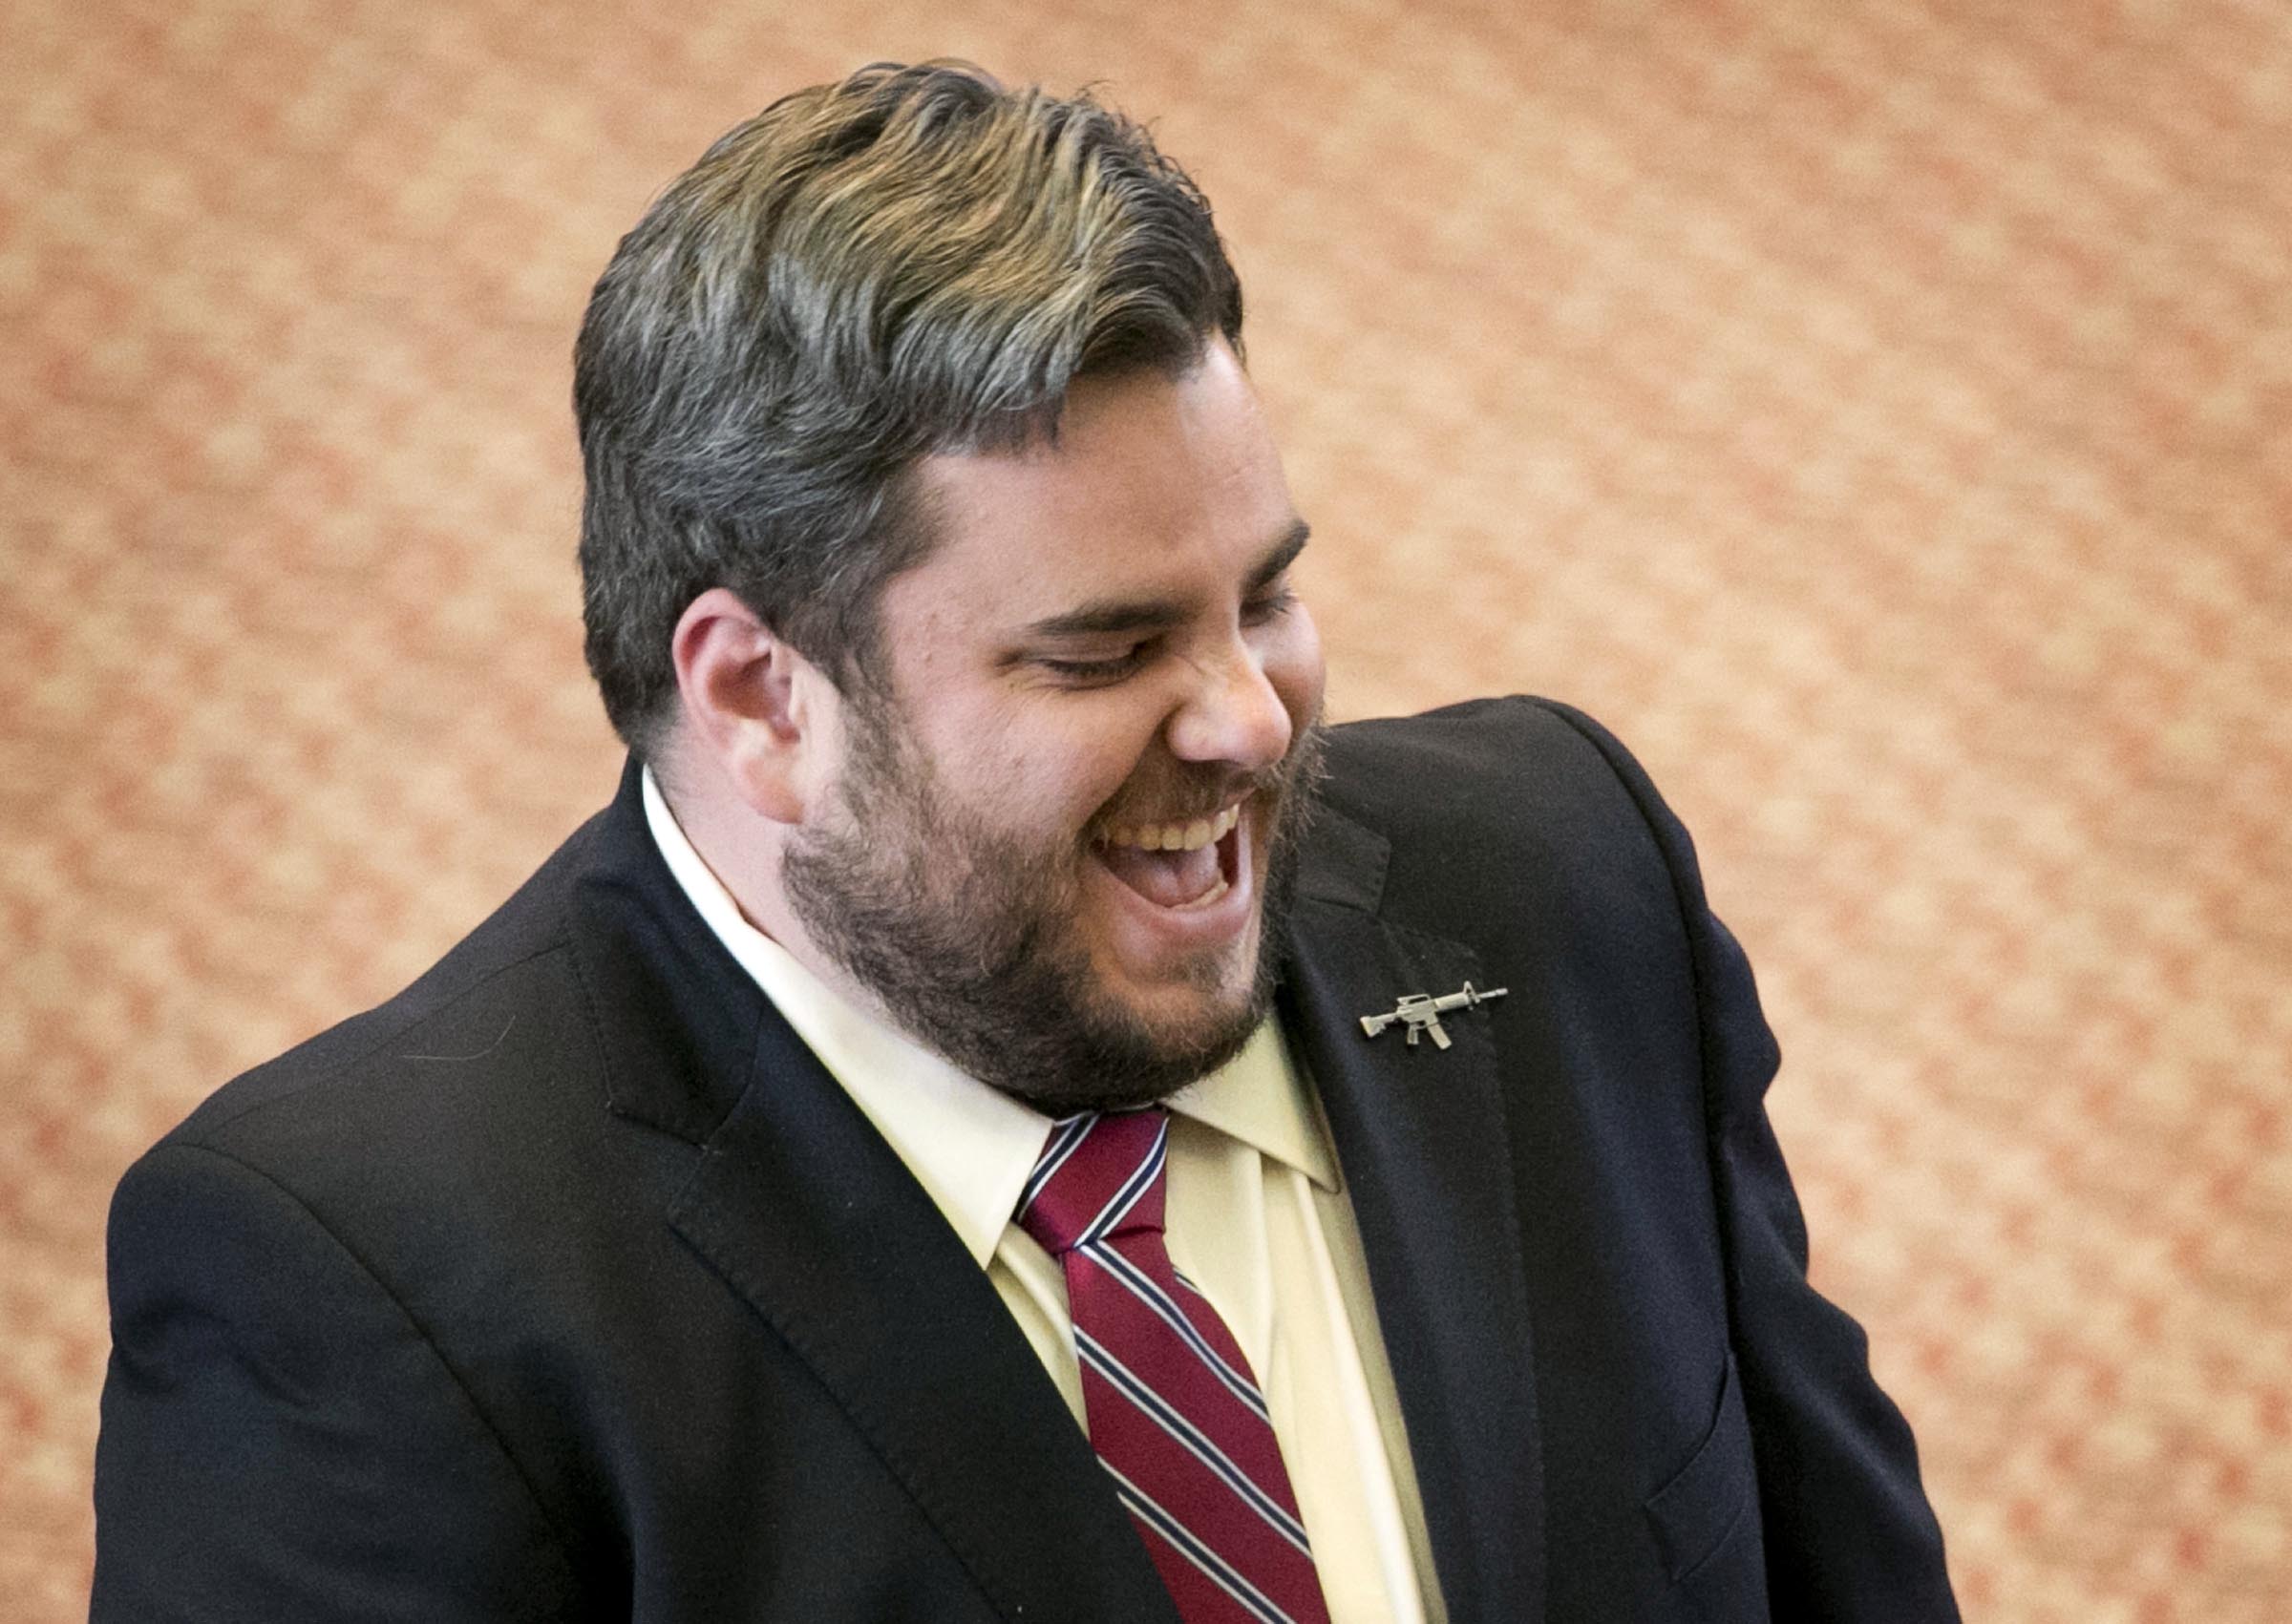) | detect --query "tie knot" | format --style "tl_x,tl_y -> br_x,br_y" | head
1016,1108 -> 1169,1256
